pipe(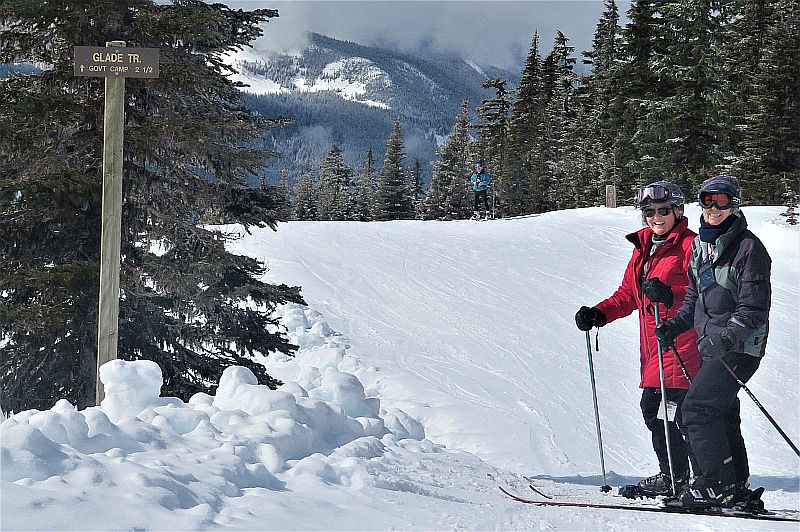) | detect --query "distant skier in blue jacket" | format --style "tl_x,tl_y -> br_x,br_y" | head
470,162 -> 492,219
